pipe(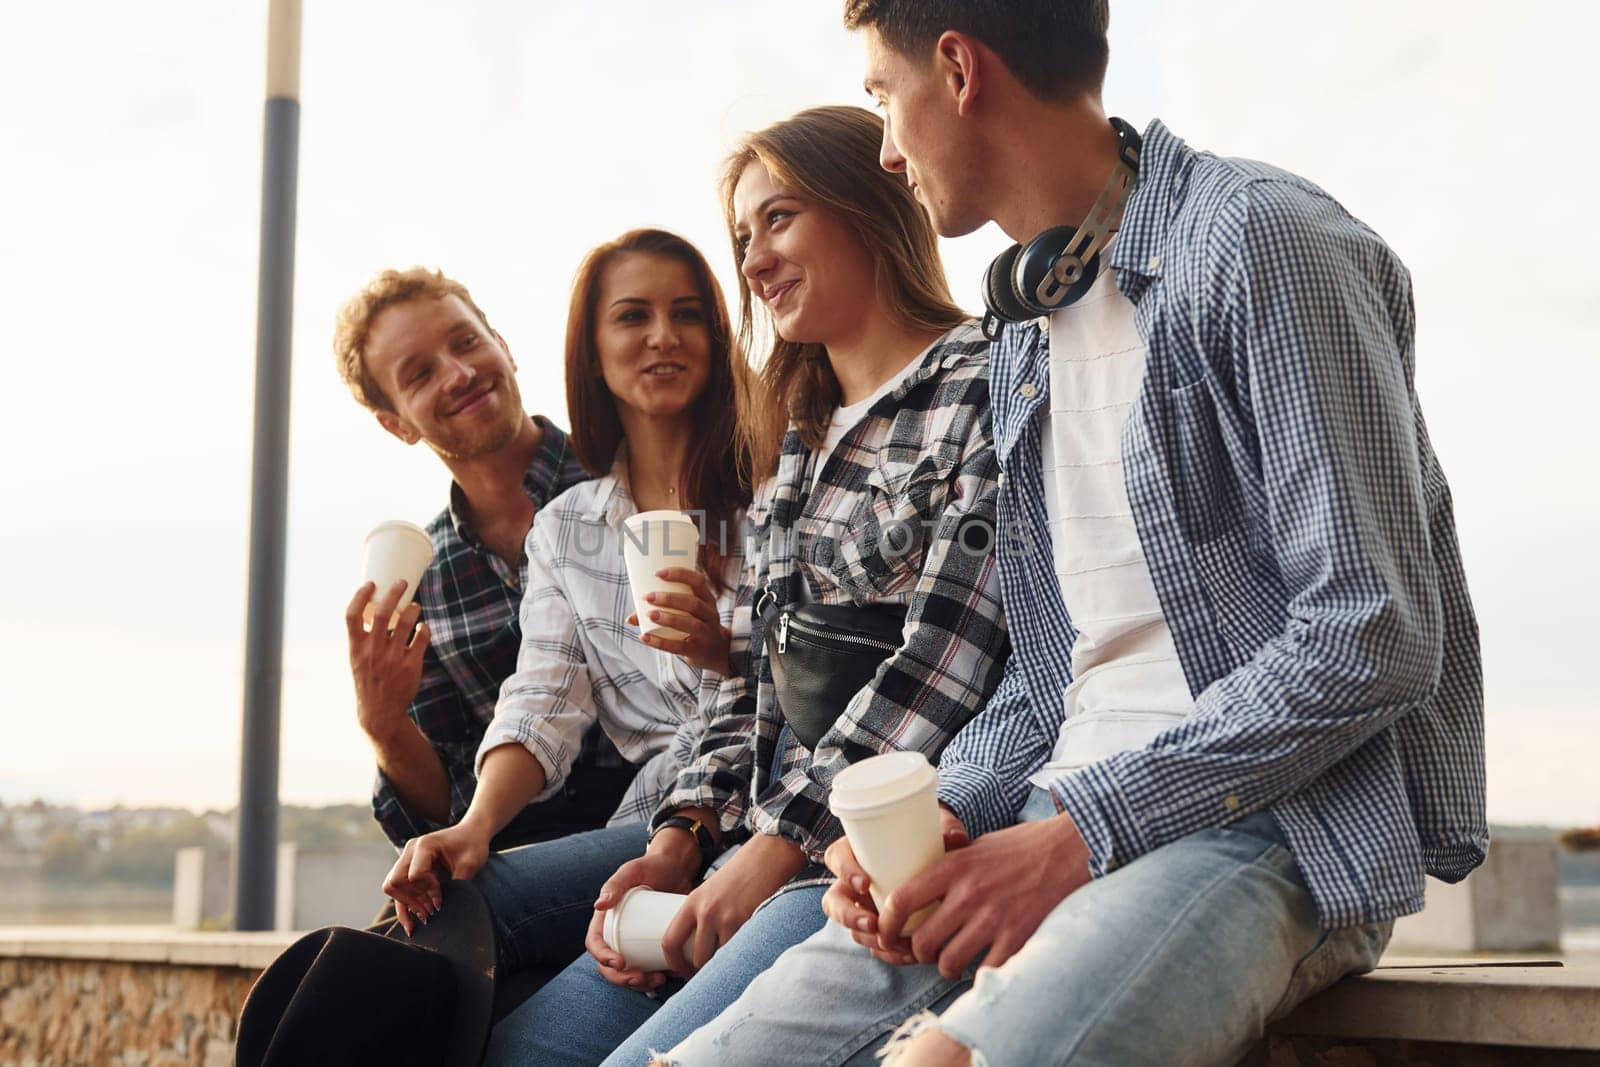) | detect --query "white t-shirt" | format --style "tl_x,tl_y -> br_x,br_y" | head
809,344 -> 931,493
1029,258 -> 1195,787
